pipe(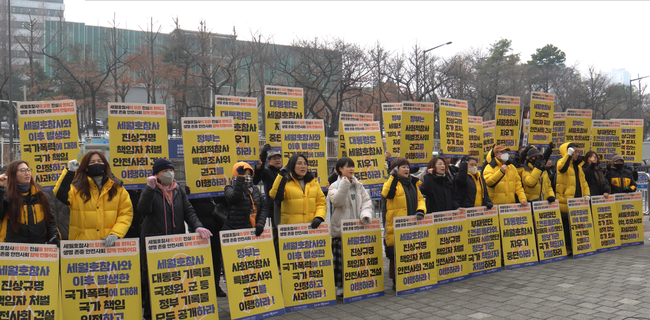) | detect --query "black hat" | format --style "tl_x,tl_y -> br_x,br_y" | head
152,158 -> 174,175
